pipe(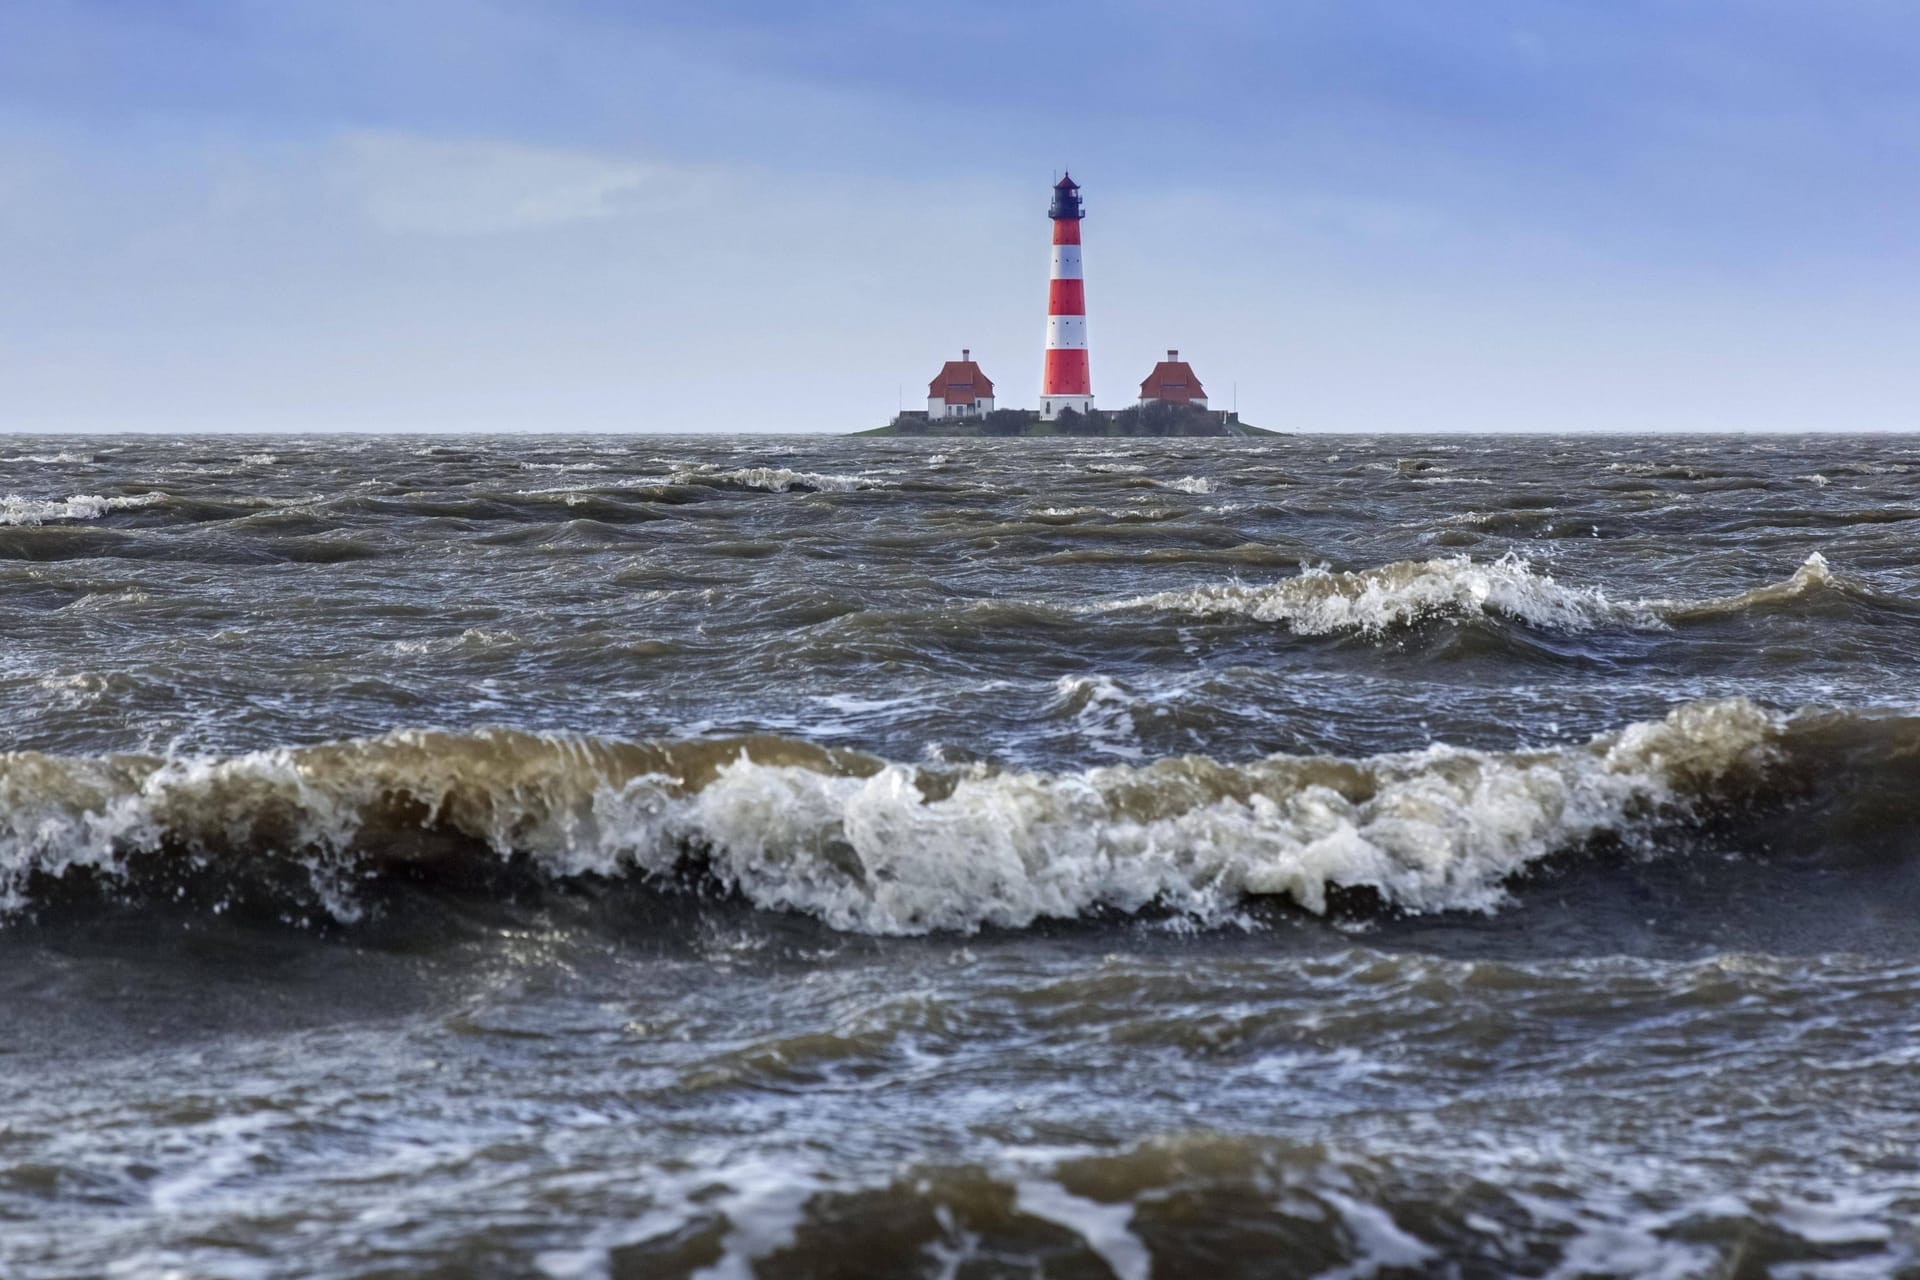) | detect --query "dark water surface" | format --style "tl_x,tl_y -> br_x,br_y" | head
3,434 -> 1920,1277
